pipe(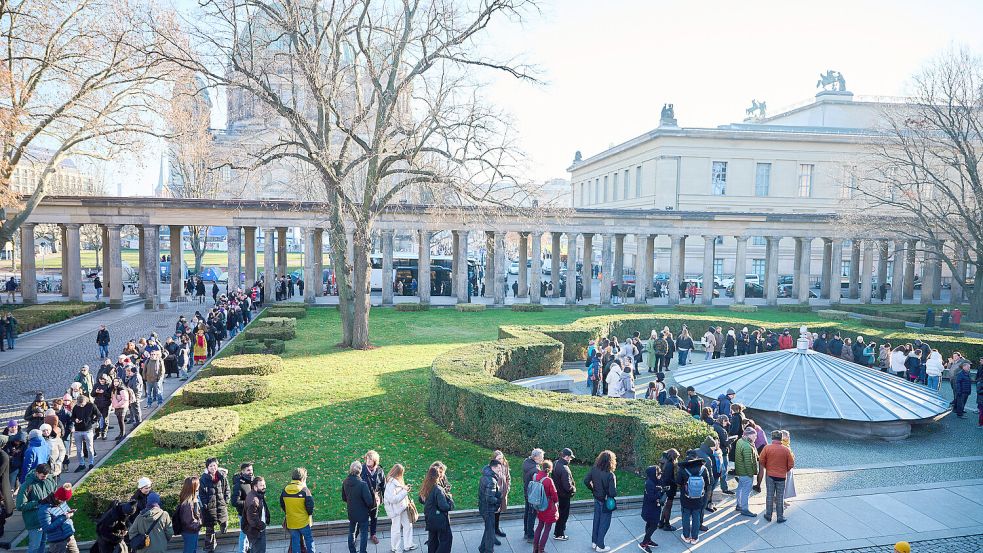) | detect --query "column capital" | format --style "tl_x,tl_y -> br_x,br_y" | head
103,223 -> 122,231
493,231 -> 506,238
734,235 -> 749,242
380,228 -> 395,236
581,232 -> 594,238
702,234 -> 717,240
63,223 -> 81,230
226,224 -> 242,231
21,222 -> 35,230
